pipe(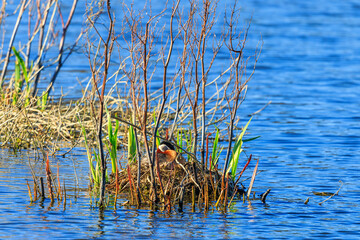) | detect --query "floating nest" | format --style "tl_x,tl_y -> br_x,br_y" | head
106,158 -> 246,208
